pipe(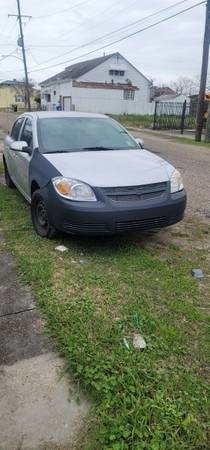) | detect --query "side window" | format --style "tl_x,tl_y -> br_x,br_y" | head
20,118 -> 33,149
11,118 -> 24,141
